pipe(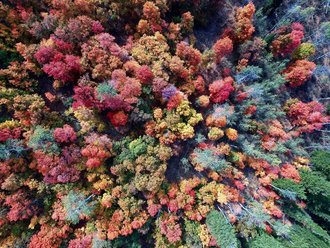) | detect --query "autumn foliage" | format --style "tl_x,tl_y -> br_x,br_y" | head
271,23 -> 305,57
283,59 -> 316,87
209,76 -> 235,103
0,1 -> 329,247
